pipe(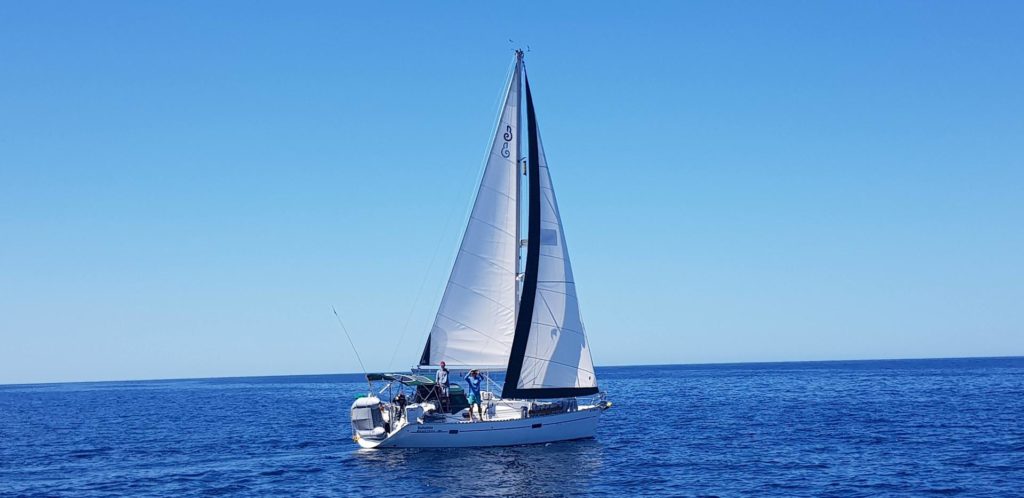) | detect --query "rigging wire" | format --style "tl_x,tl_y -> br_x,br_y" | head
332,306 -> 371,389
384,203 -> 458,371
